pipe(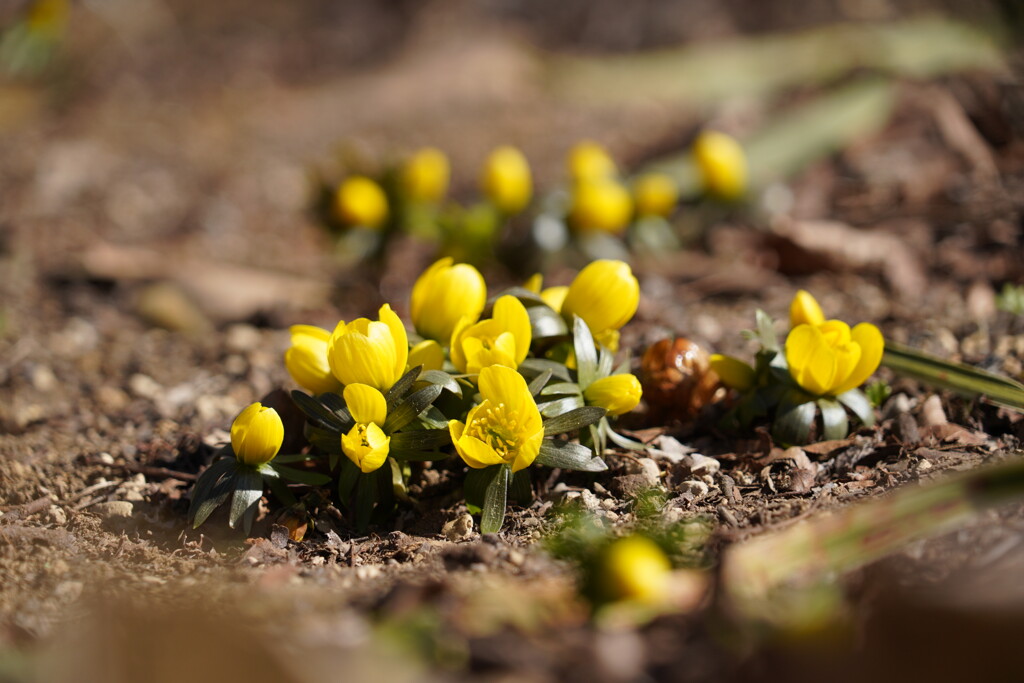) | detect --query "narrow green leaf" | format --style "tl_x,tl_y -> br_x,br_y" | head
528,369 -> 554,397
417,370 -> 462,397
319,392 -> 353,426
540,381 -> 581,396
355,471 -> 377,532
480,464 -> 511,534
272,453 -> 319,464
337,458 -> 360,508
882,340 -> 1024,412
529,305 -> 570,339
389,428 -> 452,451
305,424 -> 342,454
382,384 -> 444,434
837,388 -> 875,427
538,395 -> 585,418
264,476 -> 297,507
543,406 -> 608,436
536,439 -> 608,472
510,469 -> 533,505
573,316 -> 599,390
384,365 -> 423,409
598,346 -> 615,378
389,449 -> 448,462
755,309 -> 780,352
519,358 -> 573,381
464,465 -> 499,508
494,286 -> 547,306
228,468 -> 264,532
817,398 -> 849,441
189,459 -> 237,528
772,392 -> 817,445
291,390 -> 348,431
390,458 -> 412,503
606,426 -> 647,451
271,465 -> 332,486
